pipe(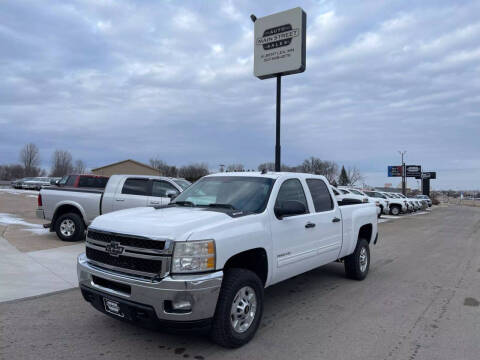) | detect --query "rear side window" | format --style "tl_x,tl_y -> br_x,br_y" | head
275,179 -> 308,214
306,179 -> 334,212
121,178 -> 149,196
66,175 -> 76,186
78,176 -> 109,188
151,180 -> 179,197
